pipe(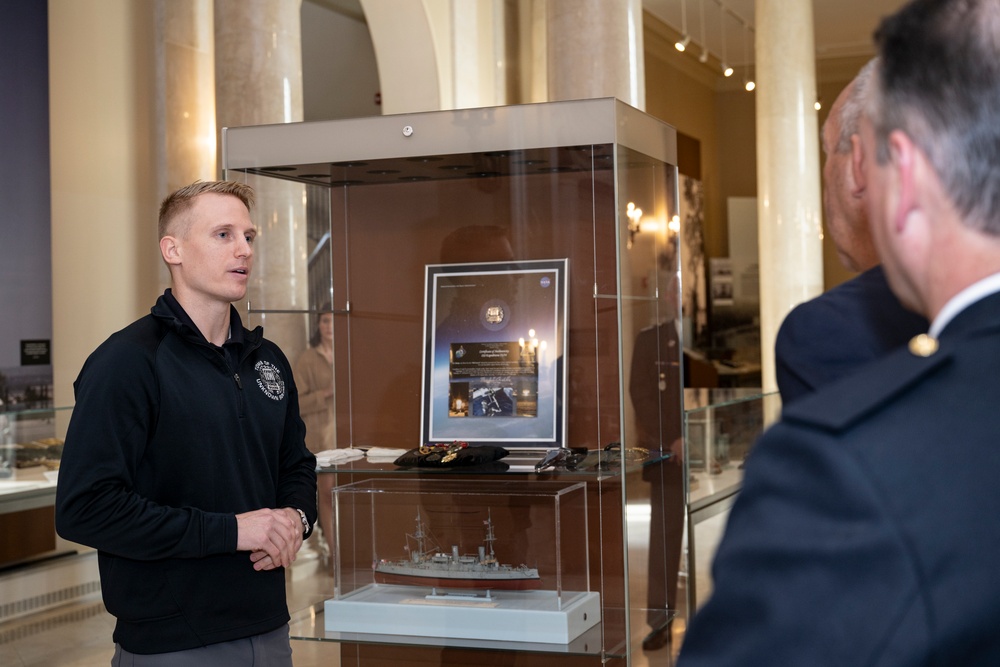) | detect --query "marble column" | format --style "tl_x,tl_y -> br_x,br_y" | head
754,0 -> 822,393
451,0 -> 505,109
156,0 -> 217,291
365,0 -> 539,112
215,0 -> 309,359
546,0 -> 645,109
158,0 -> 216,193
359,0 -> 442,113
